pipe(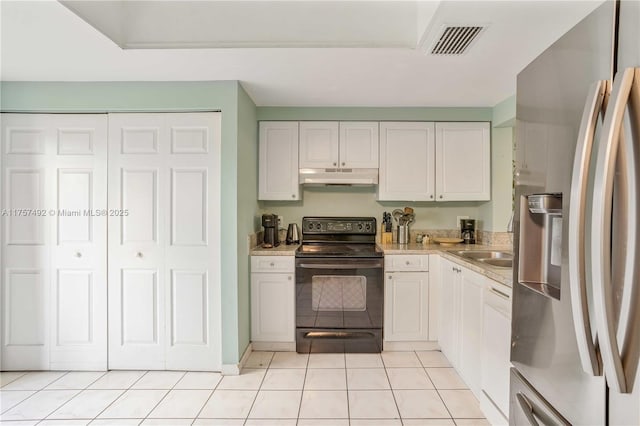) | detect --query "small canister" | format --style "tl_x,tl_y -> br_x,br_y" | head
397,225 -> 409,244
